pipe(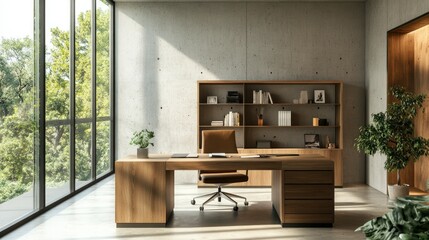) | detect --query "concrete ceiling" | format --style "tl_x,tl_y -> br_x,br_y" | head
114,0 -> 365,2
